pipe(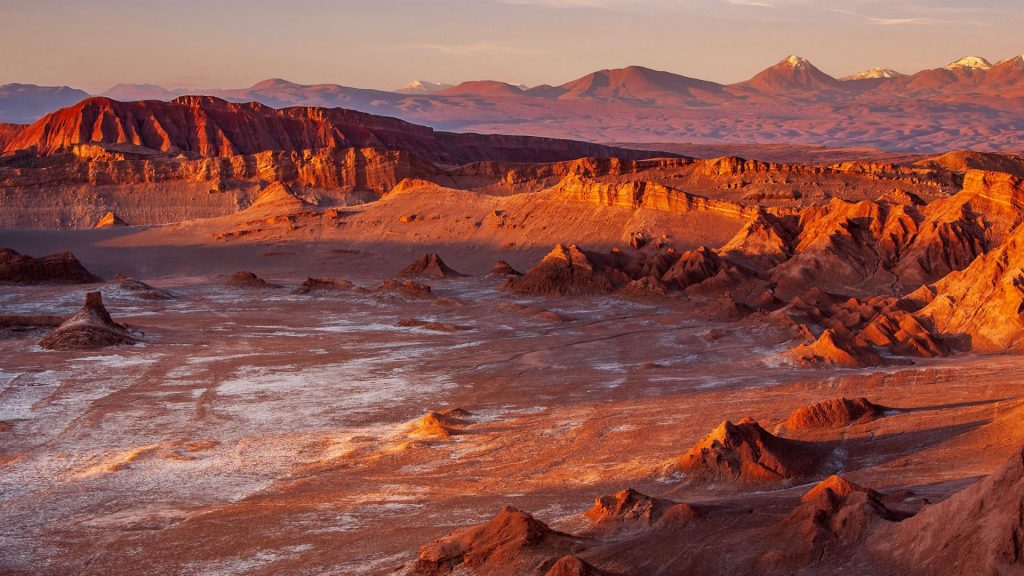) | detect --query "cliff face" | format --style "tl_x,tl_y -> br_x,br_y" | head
1,146 -> 428,193
0,97 -> 681,229
551,175 -> 772,219
0,123 -> 23,150
3,96 -> 661,164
